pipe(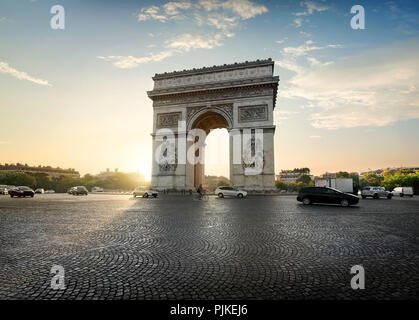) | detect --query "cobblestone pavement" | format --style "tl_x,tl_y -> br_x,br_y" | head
0,194 -> 418,300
